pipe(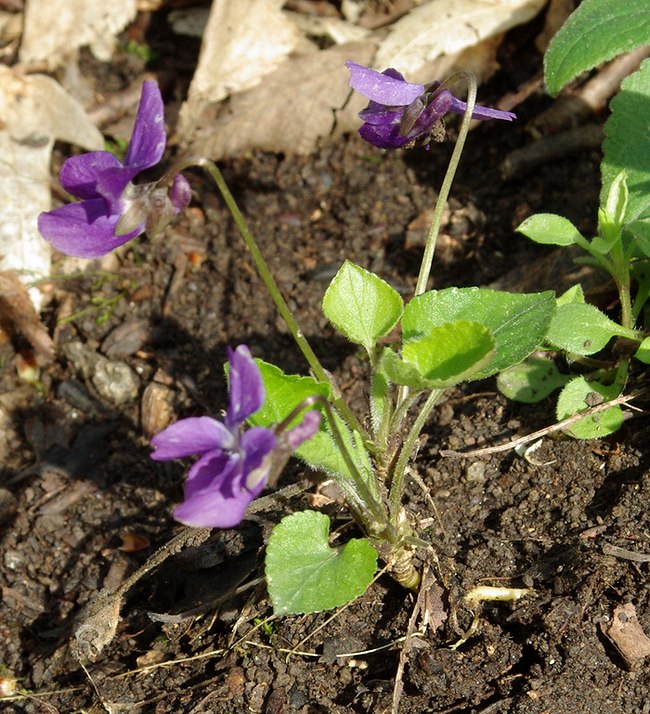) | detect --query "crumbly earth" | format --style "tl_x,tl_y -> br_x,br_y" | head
1,16 -> 649,714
